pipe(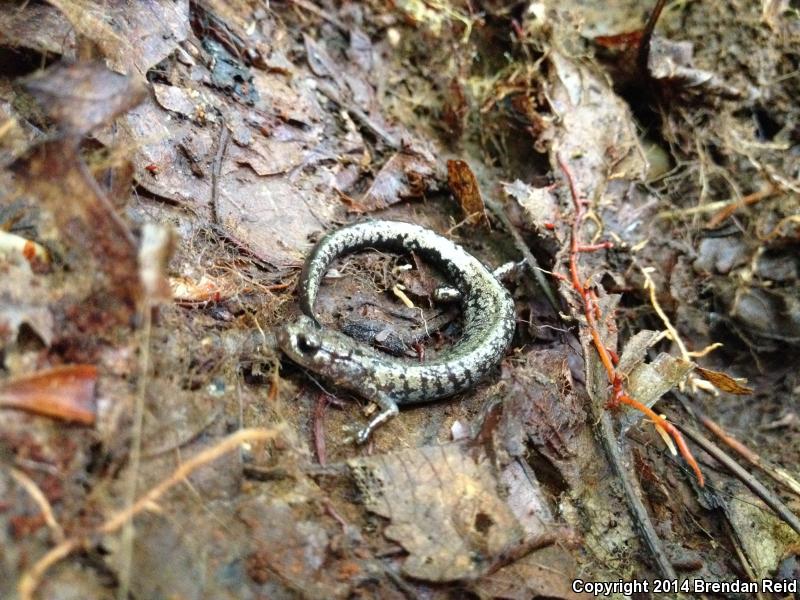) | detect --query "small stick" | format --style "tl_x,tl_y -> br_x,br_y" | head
705,186 -> 775,229
637,0 -> 667,78
674,422 -> 800,536
597,411 -> 678,579
483,196 -> 561,313
210,123 -> 230,223
10,469 -> 64,543
672,391 -> 800,497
